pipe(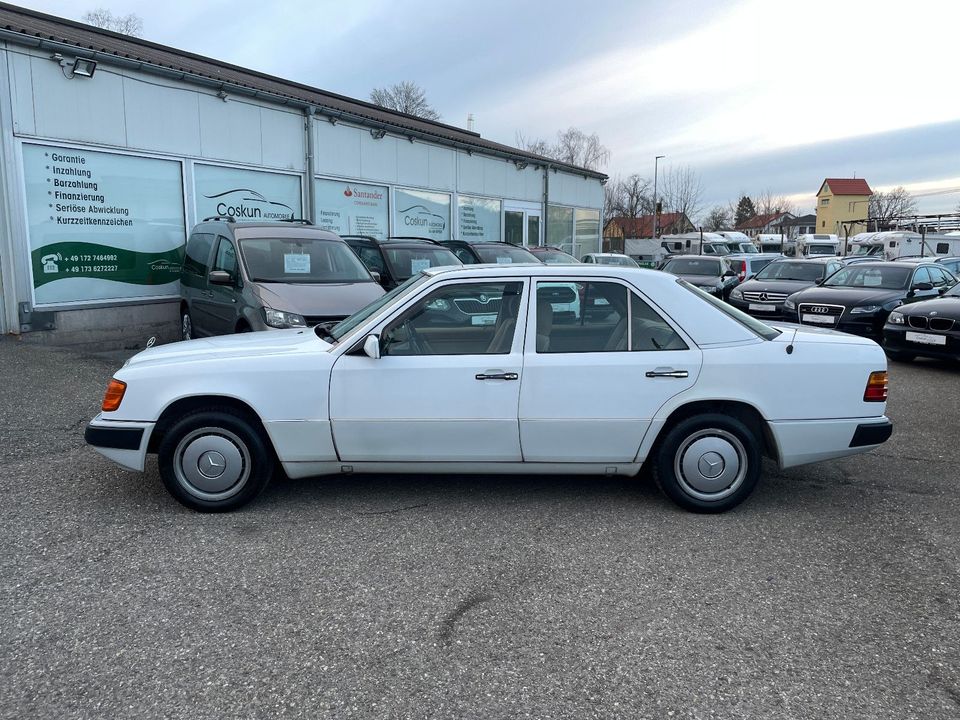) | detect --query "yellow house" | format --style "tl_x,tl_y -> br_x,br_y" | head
815,178 -> 873,236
